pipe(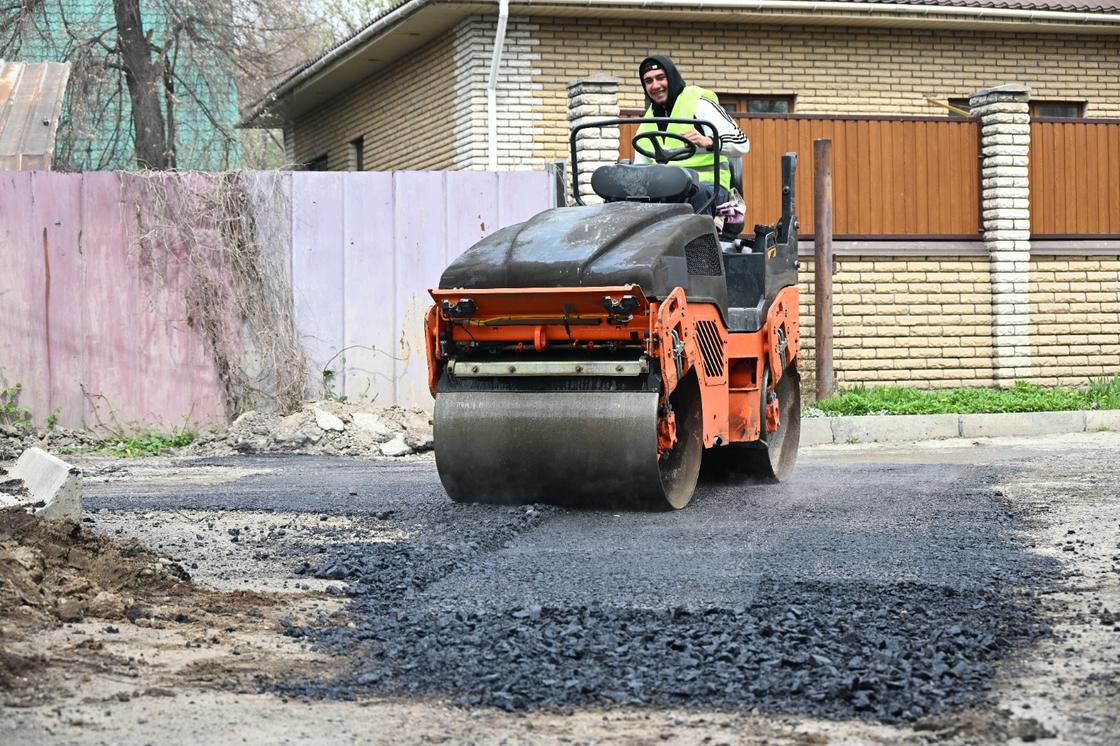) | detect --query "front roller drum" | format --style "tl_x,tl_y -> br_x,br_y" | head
434,385 -> 702,510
